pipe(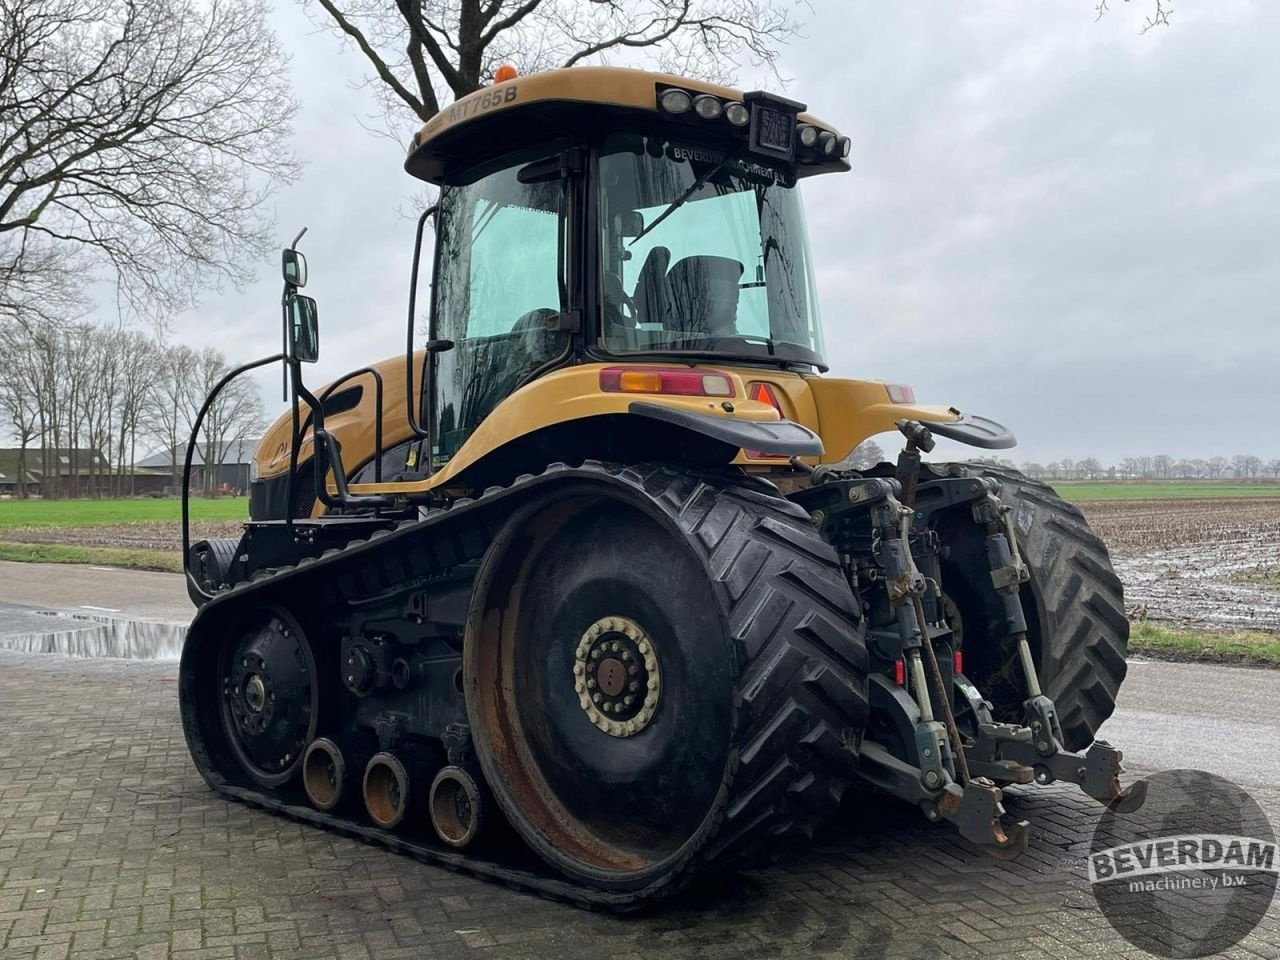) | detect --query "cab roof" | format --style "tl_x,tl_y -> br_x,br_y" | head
404,66 -> 851,185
